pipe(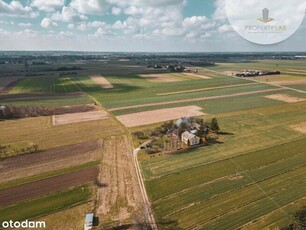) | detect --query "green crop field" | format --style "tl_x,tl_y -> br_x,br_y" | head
10,76 -> 82,94
0,185 -> 92,224
0,95 -> 93,107
137,98 -> 306,229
